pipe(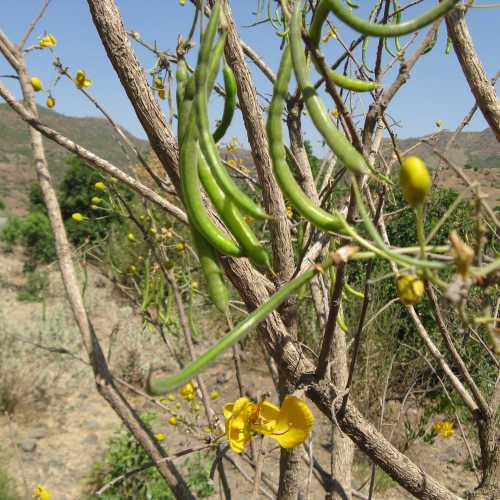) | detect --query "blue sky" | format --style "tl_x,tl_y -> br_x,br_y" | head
1,1 -> 498,152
